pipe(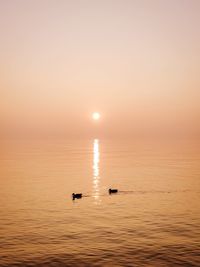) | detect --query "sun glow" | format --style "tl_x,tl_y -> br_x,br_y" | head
92,112 -> 100,120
